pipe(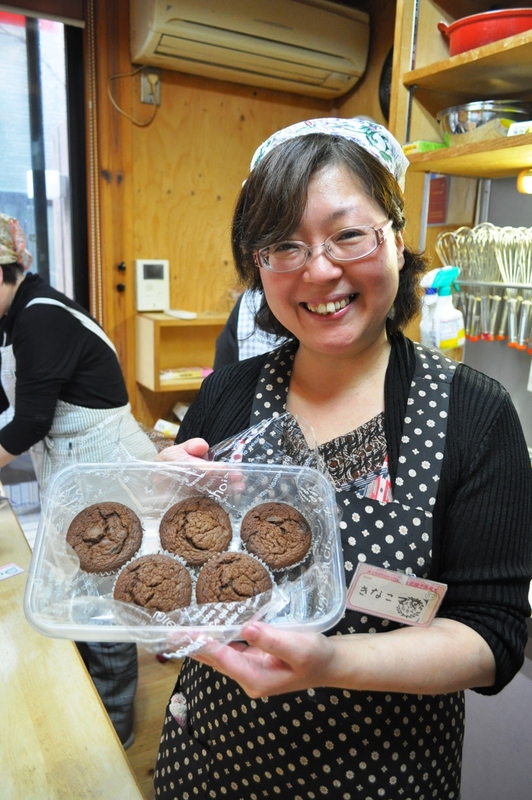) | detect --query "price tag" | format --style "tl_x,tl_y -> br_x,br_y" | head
346,563 -> 447,627
0,562 -> 24,582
